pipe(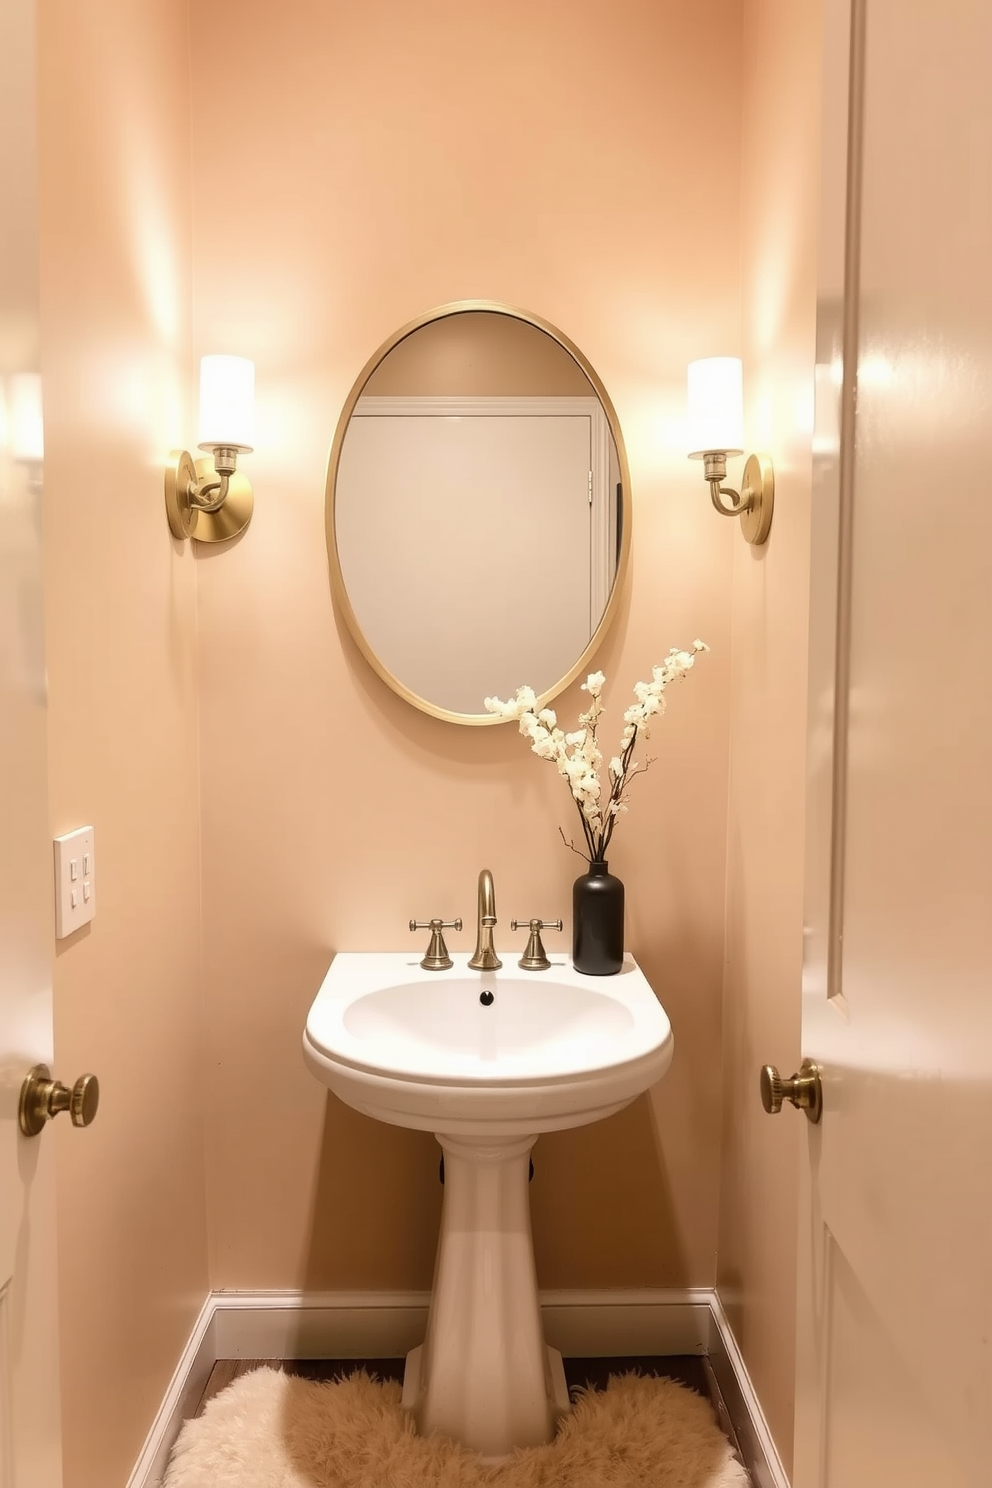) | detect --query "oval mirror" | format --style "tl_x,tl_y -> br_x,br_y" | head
326,302 -> 631,724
